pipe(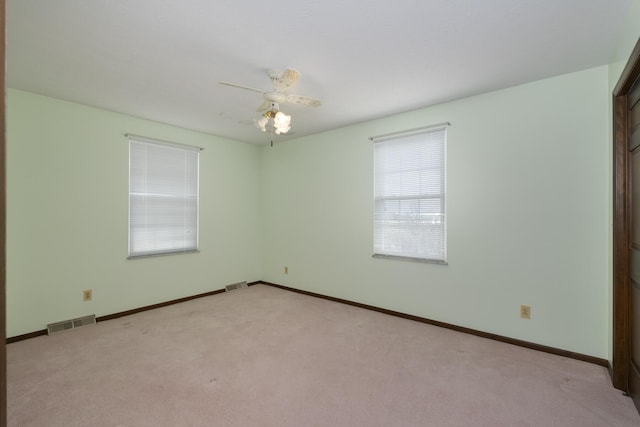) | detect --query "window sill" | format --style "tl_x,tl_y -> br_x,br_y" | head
372,253 -> 447,265
127,250 -> 200,260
